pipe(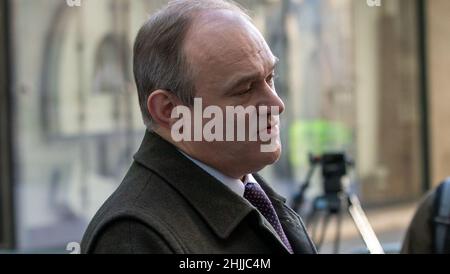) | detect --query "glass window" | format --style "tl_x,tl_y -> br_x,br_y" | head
10,0 -> 167,250
237,0 -> 423,205
9,0 -> 423,250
